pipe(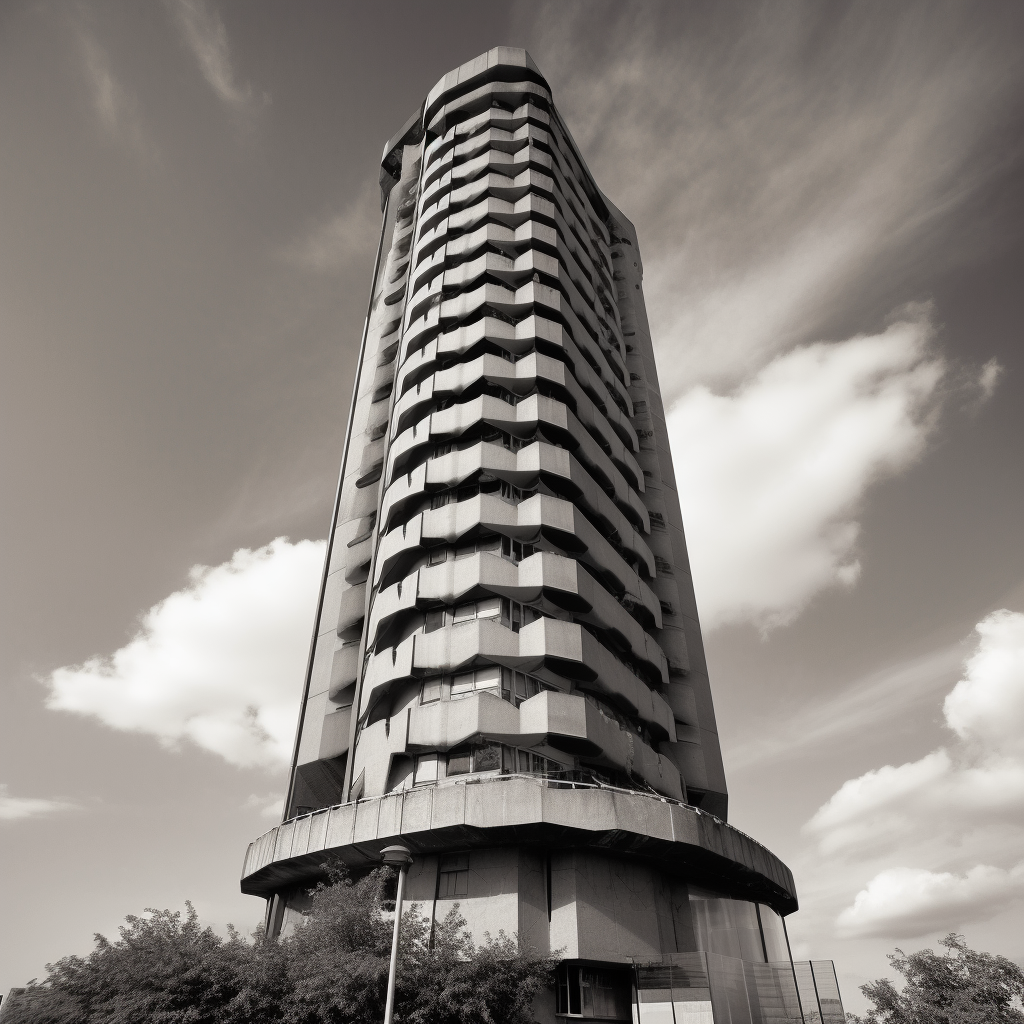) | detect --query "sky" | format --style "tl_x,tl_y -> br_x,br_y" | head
2,0 -> 1023,1011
